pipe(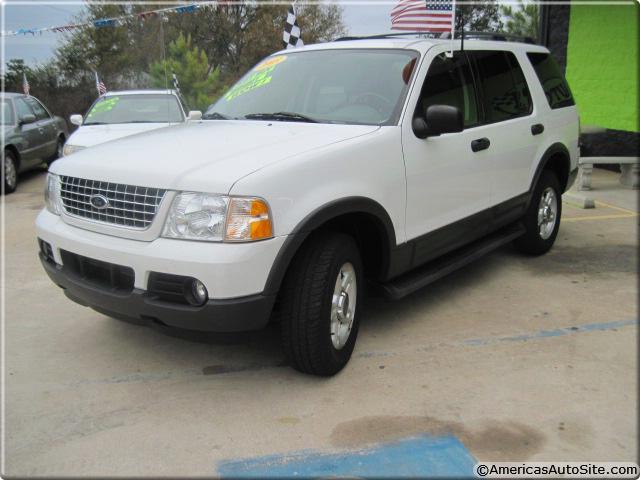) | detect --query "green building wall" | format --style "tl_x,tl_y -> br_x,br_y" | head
565,4 -> 639,133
